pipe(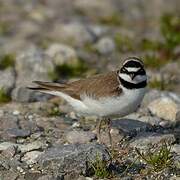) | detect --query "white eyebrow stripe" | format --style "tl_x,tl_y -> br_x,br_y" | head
123,59 -> 143,66
125,67 -> 141,72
